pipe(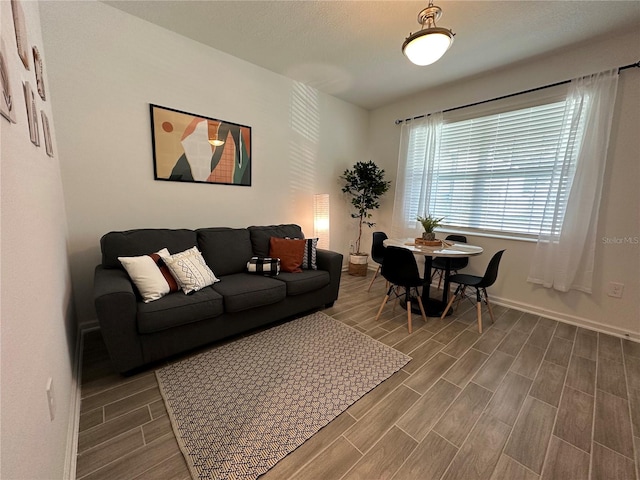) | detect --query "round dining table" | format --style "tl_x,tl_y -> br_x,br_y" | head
383,238 -> 484,316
